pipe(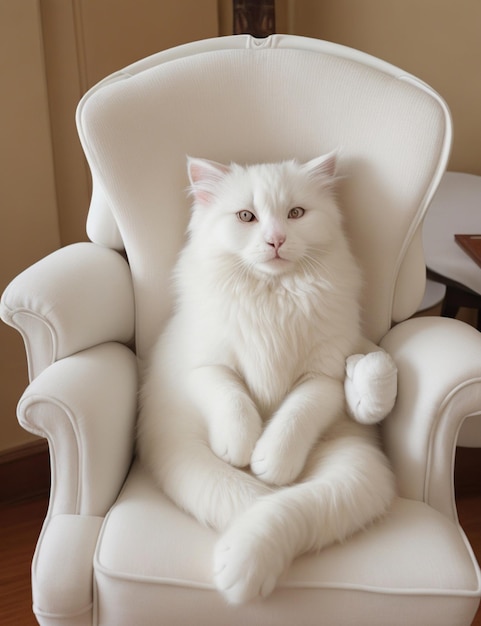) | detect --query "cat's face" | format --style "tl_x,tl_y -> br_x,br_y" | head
187,154 -> 342,278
